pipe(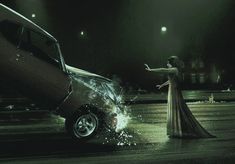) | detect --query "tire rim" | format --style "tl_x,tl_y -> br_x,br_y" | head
73,113 -> 98,138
